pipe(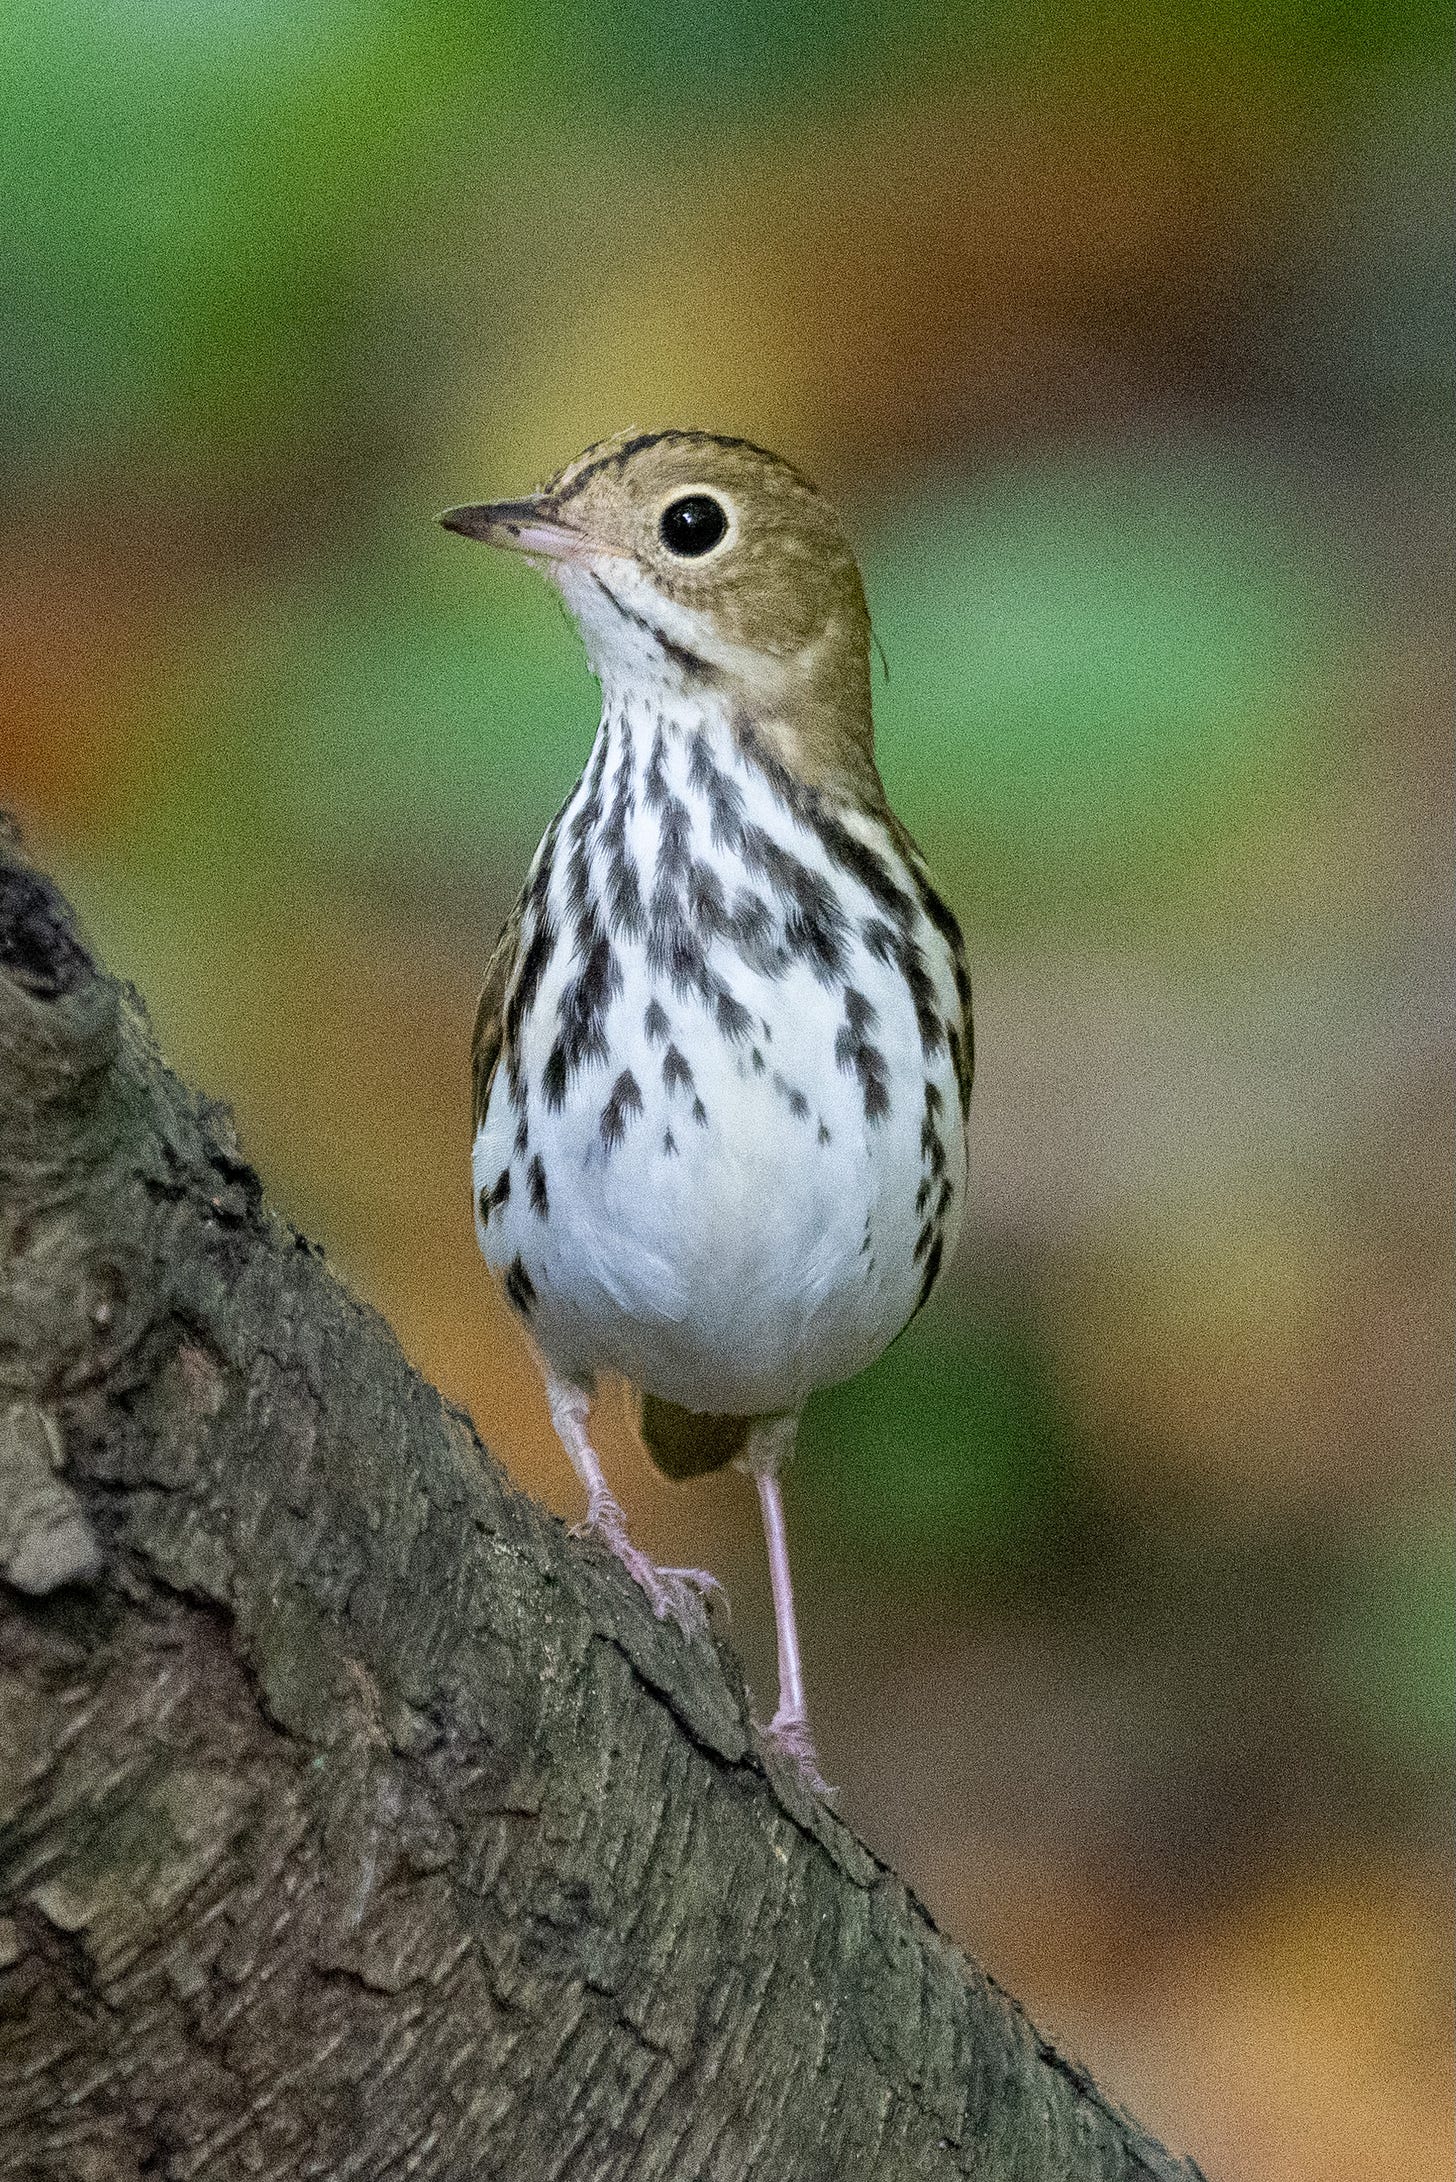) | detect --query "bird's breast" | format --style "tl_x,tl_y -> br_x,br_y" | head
473,692 -> 967,1411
